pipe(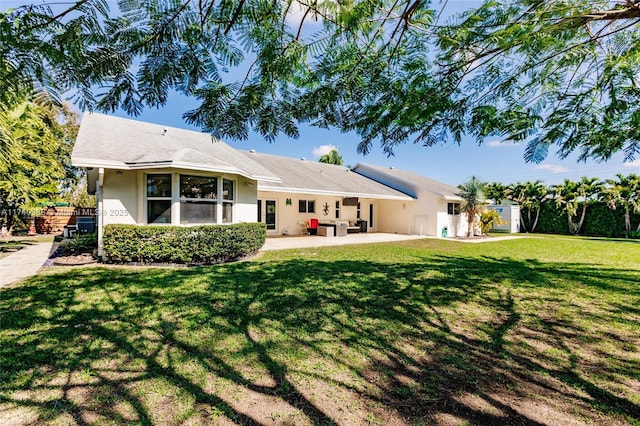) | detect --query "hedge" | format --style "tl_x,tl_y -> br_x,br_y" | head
103,223 -> 266,264
532,202 -> 640,237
